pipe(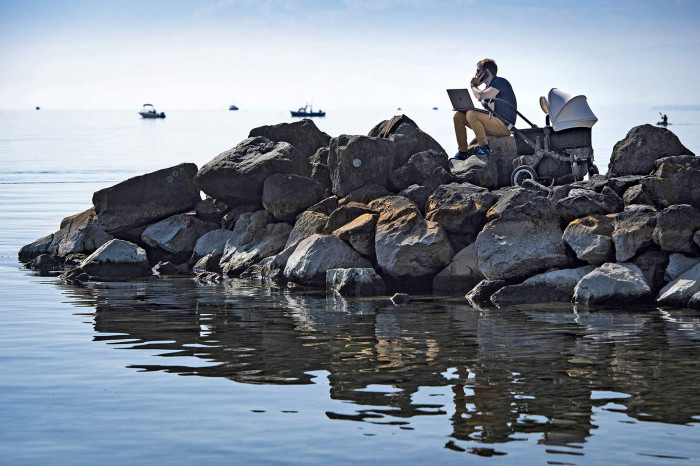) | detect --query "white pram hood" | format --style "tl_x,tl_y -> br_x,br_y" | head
543,88 -> 598,132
